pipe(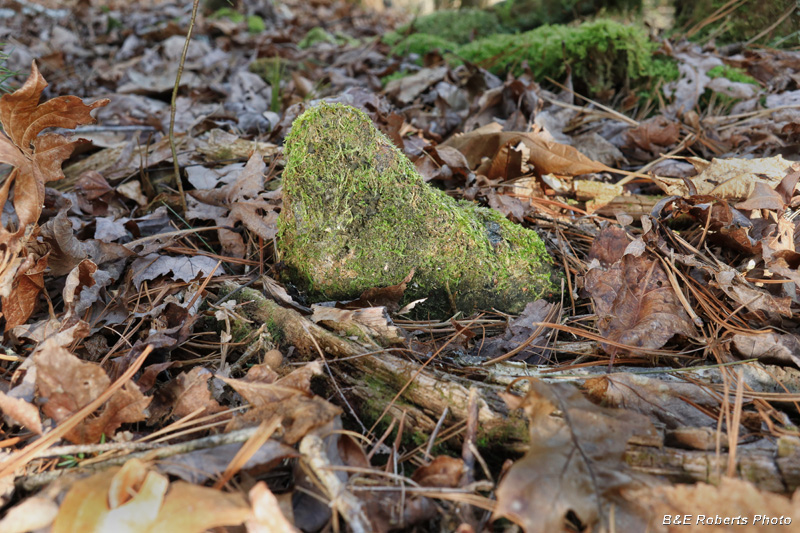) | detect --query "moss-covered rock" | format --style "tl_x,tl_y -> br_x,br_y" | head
277,103 -> 557,317
458,19 -> 657,96
383,8 -> 504,47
